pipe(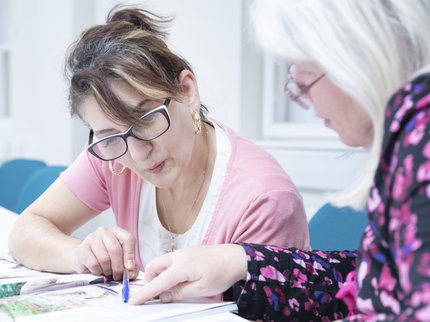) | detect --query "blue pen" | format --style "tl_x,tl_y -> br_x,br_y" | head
122,269 -> 130,303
